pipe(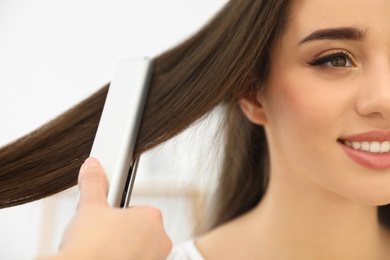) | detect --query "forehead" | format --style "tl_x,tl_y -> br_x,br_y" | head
285,0 -> 390,41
